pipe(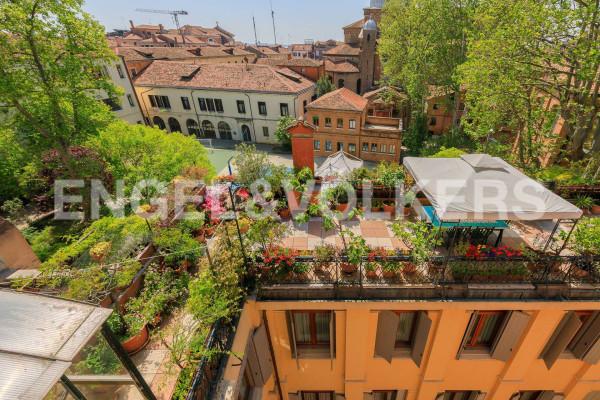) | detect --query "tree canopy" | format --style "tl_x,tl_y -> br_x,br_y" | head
380,0 -> 599,164
88,121 -> 216,193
